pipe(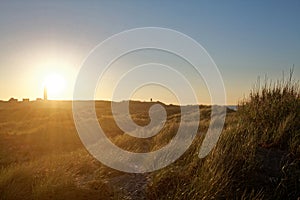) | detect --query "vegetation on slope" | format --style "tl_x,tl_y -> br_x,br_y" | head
0,75 -> 299,200
147,75 -> 300,199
